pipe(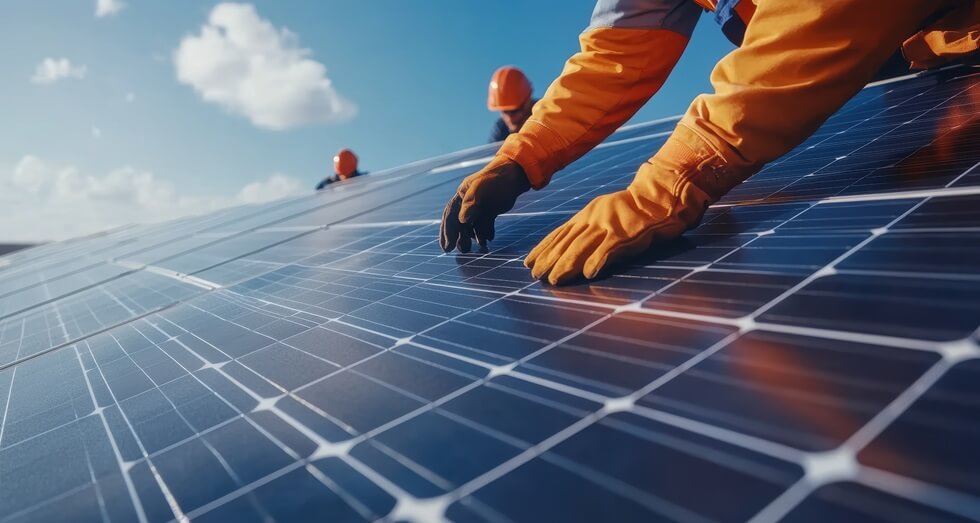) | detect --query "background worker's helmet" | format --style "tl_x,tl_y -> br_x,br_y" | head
487,66 -> 532,111
334,149 -> 358,179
